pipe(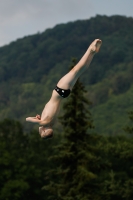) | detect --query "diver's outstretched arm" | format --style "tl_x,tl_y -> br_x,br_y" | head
26,115 -> 50,126
26,117 -> 41,124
